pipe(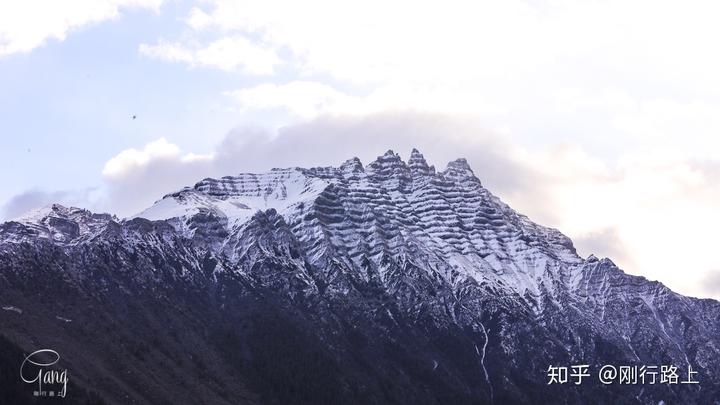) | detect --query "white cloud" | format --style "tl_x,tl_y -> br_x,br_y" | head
139,36 -> 280,74
185,6 -> 213,31
129,0 -> 718,164
102,137 -> 211,179
0,0 -> 163,56
176,0 -> 720,92
179,0 -> 544,83
224,81 -> 365,119
526,149 -> 720,298
224,81 -> 506,120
